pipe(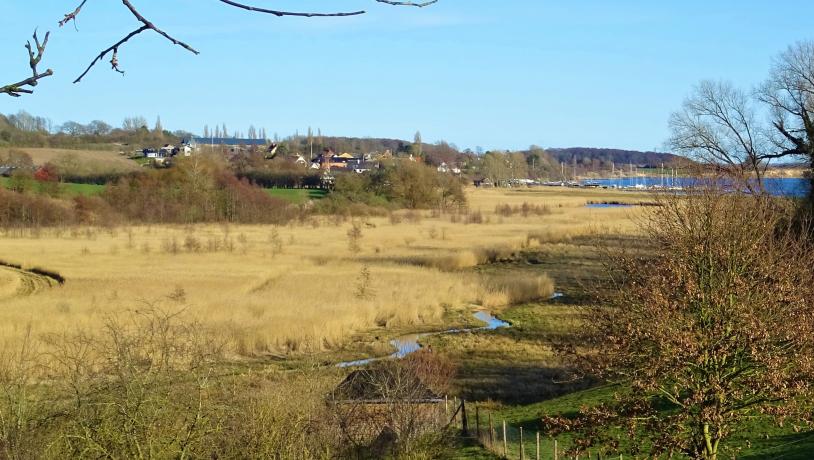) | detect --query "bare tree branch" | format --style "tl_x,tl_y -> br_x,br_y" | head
73,25 -> 150,83
59,0 -> 89,30
216,0 -> 365,17
375,0 -> 439,7
63,0 -> 438,85
1,30 -> 54,98
74,1 -> 200,83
